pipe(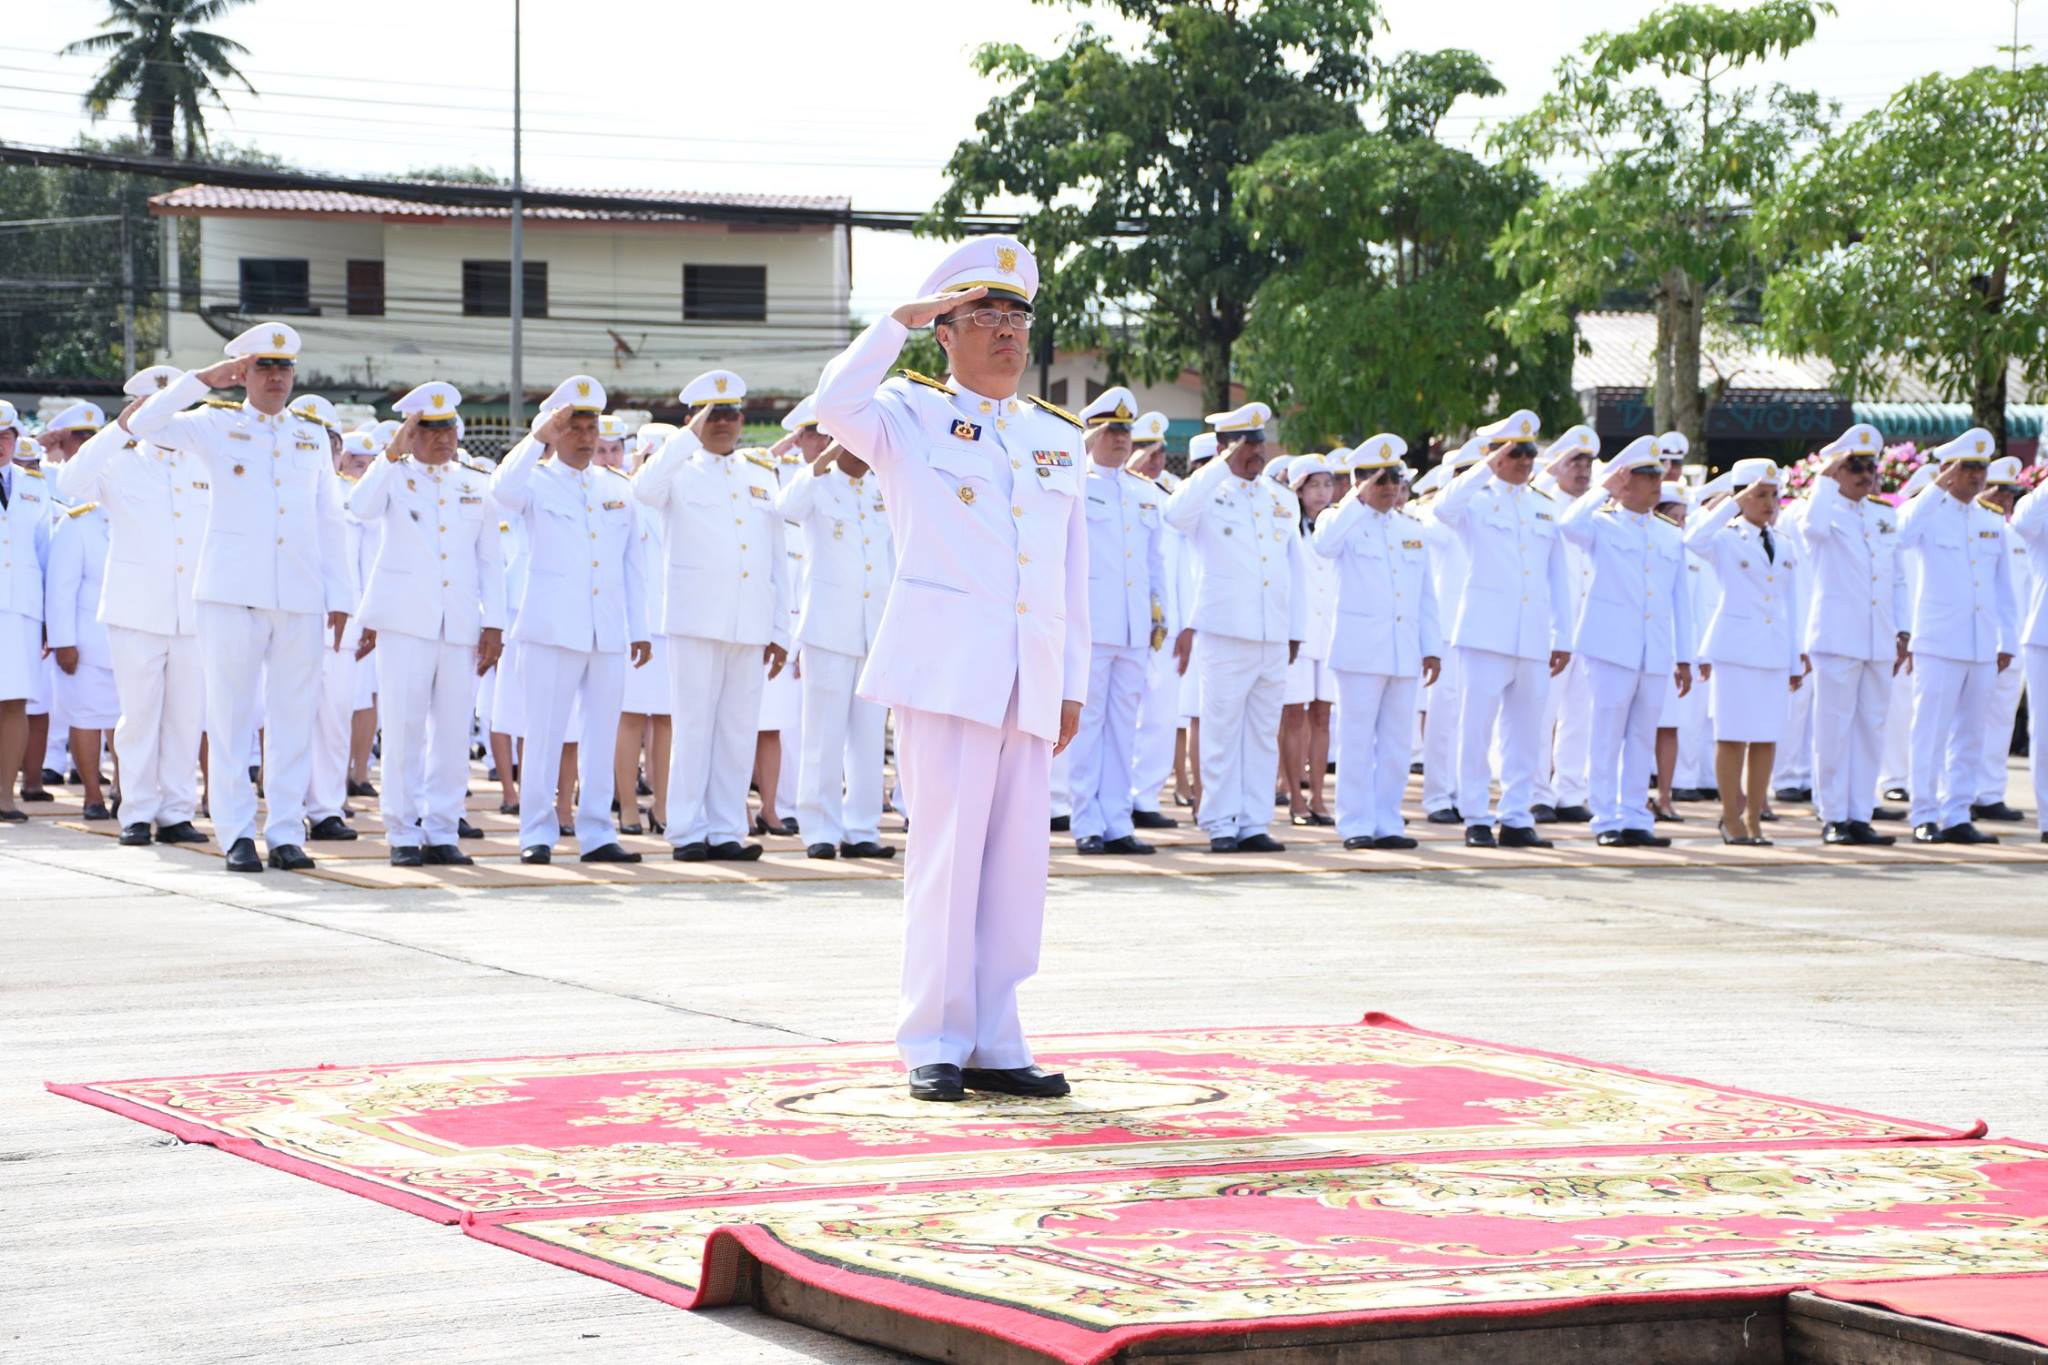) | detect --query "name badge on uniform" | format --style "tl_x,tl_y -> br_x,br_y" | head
748,485 -> 769,500
1980,530 -> 2000,539
190,480 -> 208,490
951,419 -> 983,443
1534,511 -> 1553,522
1032,450 -> 1072,468
1402,539 -> 1423,550
460,494 -> 482,504
17,491 -> 38,504
294,440 -> 319,451
1087,494 -> 1107,506
1139,502 -> 1157,511
228,430 -> 251,441
603,498 -> 627,511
